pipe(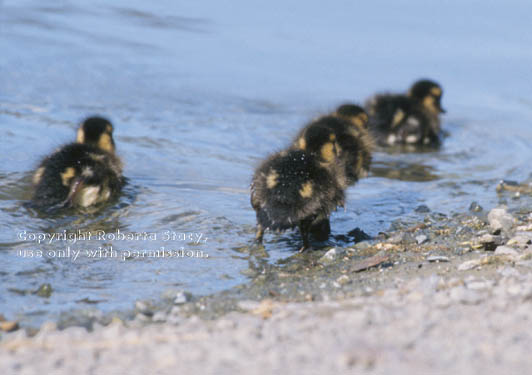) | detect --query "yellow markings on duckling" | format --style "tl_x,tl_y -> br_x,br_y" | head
299,182 -> 313,198
76,128 -> 85,143
329,133 -> 336,141
430,87 -> 442,96
97,133 -> 114,152
266,169 -> 279,189
391,109 -> 405,128
297,137 -> 306,150
423,96 -> 438,114
348,127 -> 361,139
32,167 -> 45,185
320,142 -> 336,162
88,153 -> 105,162
60,167 -> 76,187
